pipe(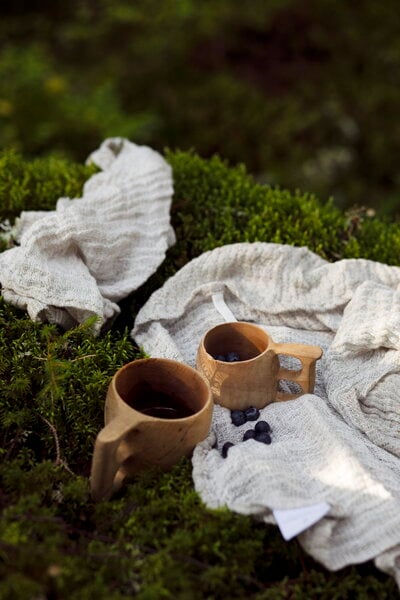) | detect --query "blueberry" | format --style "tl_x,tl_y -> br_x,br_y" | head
231,410 -> 246,426
255,432 -> 272,445
244,406 -> 260,421
215,354 -> 226,361
226,351 -> 240,362
255,420 -> 271,434
243,429 -> 256,441
222,441 -> 234,458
